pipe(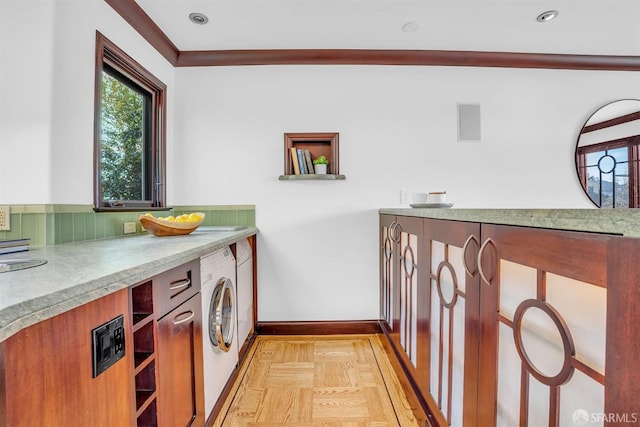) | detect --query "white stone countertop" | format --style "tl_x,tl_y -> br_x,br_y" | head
0,227 -> 258,343
379,208 -> 640,237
